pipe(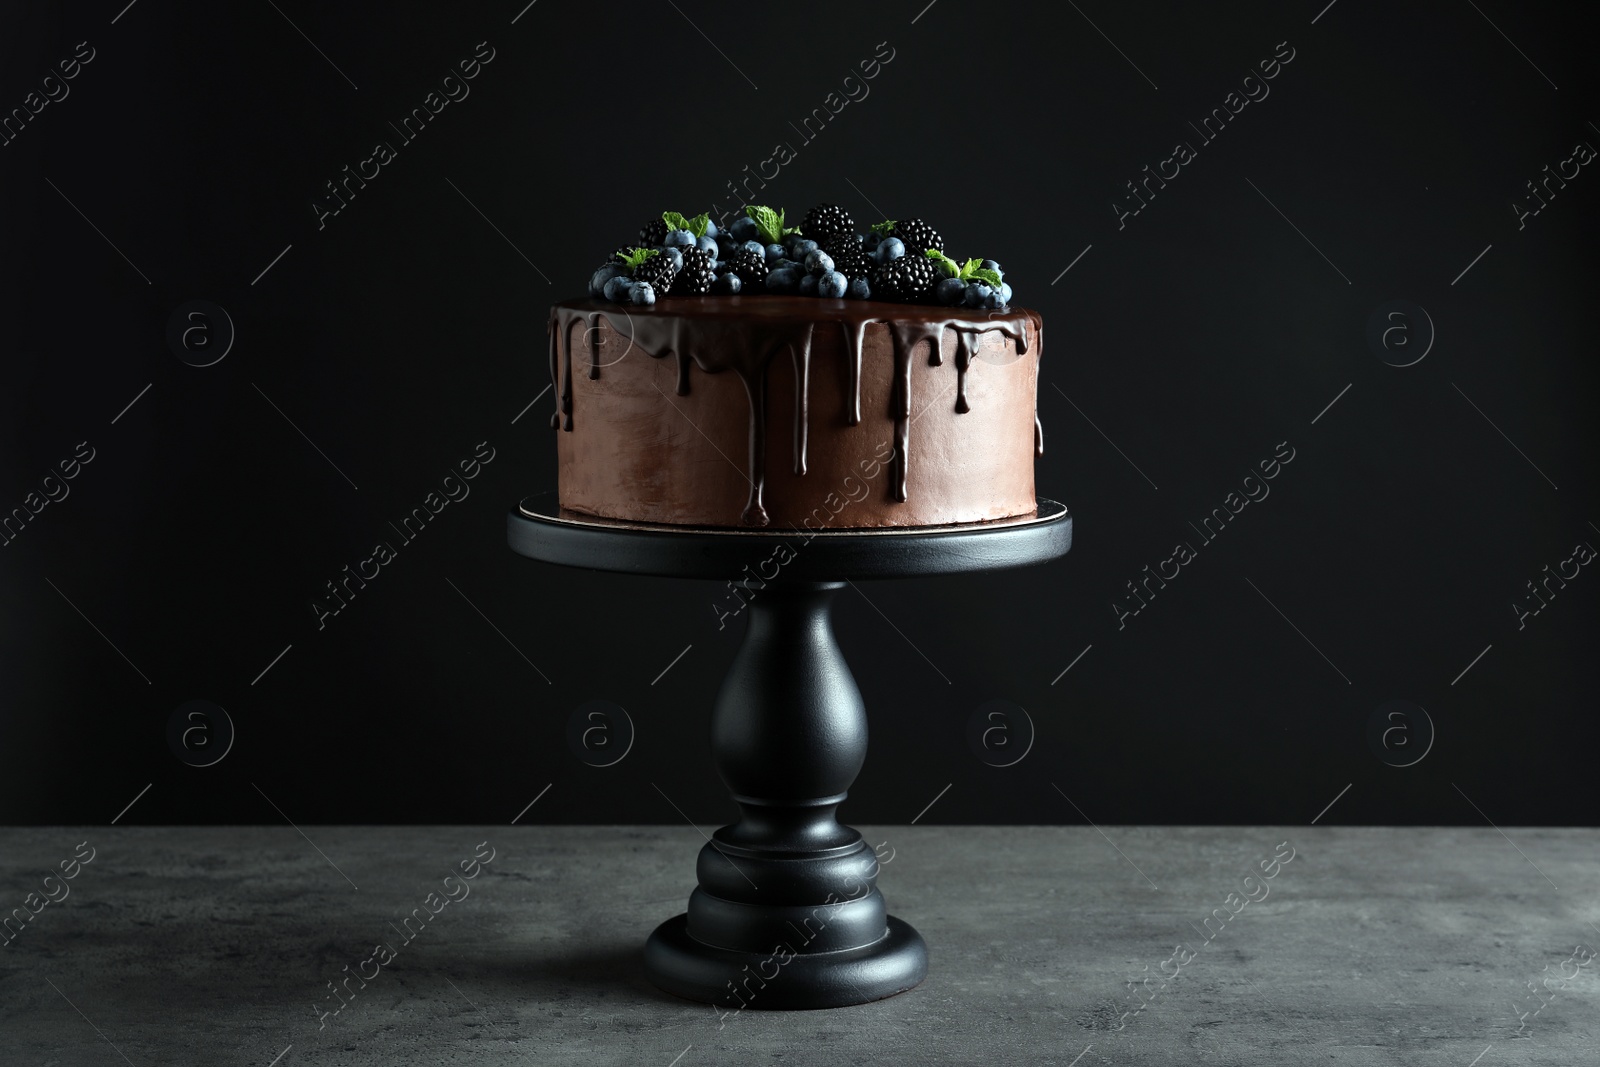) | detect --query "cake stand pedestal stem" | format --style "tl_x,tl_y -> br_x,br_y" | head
642,580 -> 926,1010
